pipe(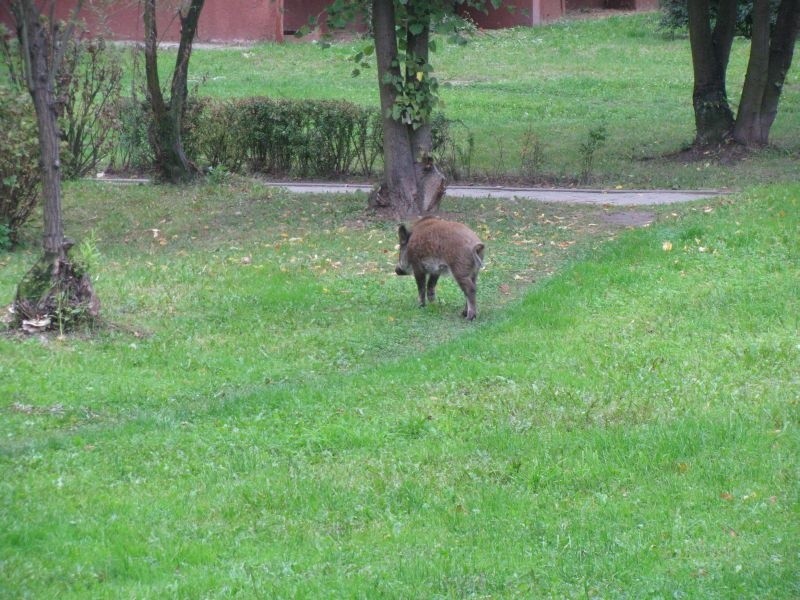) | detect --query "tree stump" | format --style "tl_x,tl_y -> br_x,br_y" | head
13,240 -> 100,333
